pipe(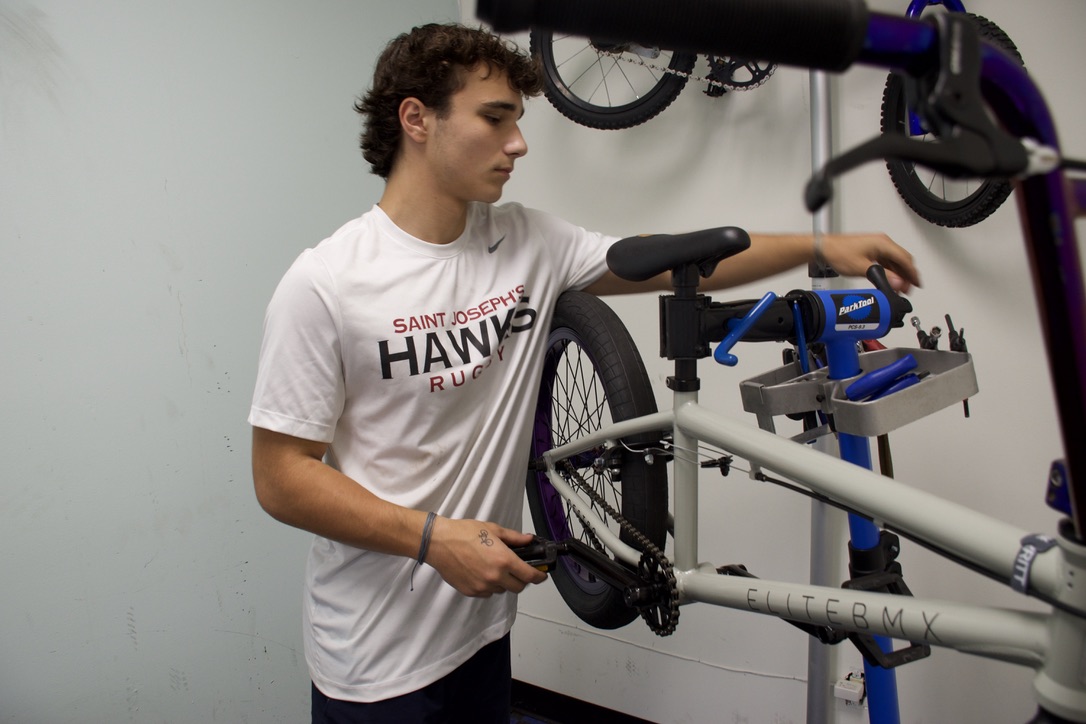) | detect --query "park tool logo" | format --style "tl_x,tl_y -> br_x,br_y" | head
832,292 -> 880,332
